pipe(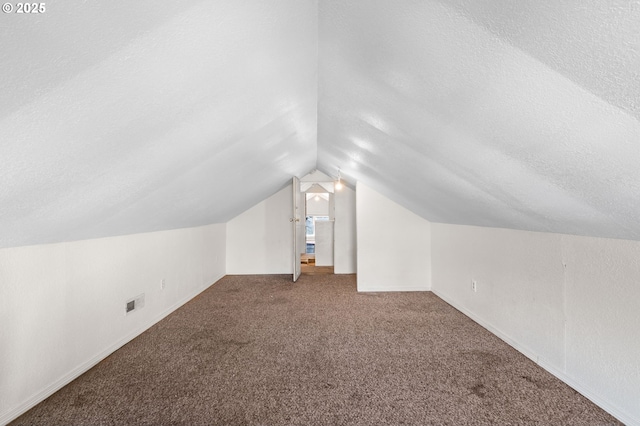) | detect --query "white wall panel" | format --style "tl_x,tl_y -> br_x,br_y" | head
226,185 -> 293,274
431,224 -> 565,369
334,186 -> 357,274
315,221 -> 334,266
0,223 -> 226,425
431,223 -> 640,425
306,196 -> 329,216
562,235 -> 640,424
356,182 -> 431,291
